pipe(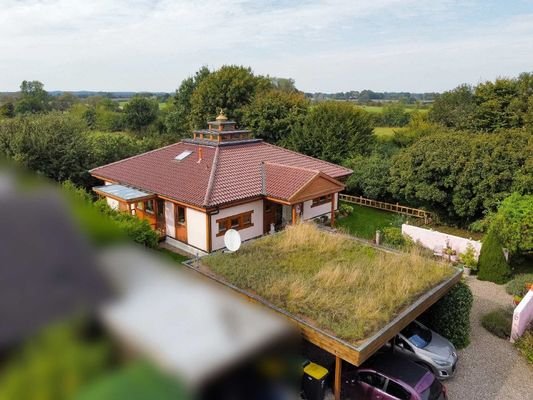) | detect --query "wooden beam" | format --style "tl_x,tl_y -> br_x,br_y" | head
291,205 -> 297,225
334,356 -> 342,400
330,196 -> 336,227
